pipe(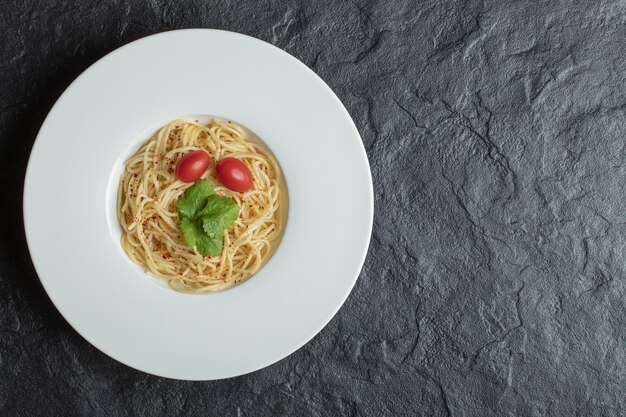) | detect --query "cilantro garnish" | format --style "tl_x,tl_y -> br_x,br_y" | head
177,179 -> 239,256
